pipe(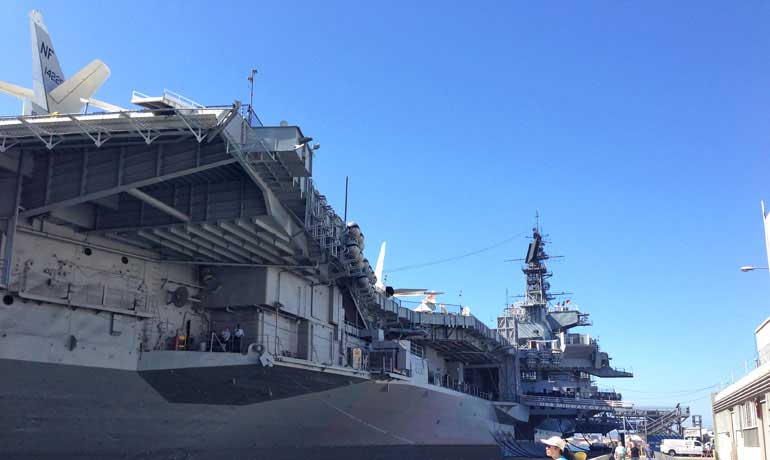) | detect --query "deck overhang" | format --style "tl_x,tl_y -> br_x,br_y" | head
0,105 -> 324,286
